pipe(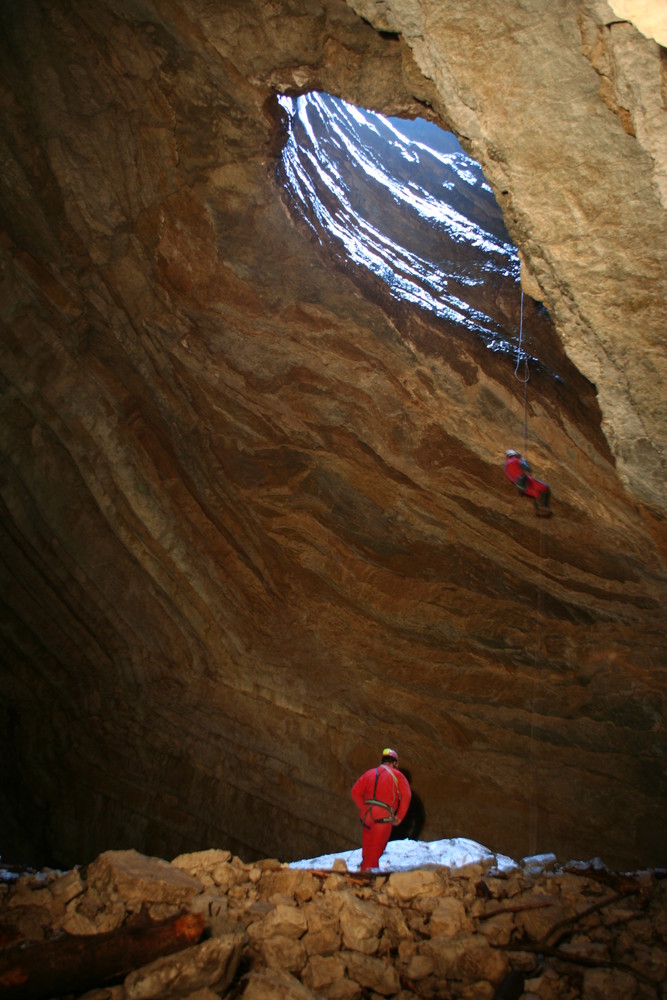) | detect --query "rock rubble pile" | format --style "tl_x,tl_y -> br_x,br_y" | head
2,0 -> 667,875
1,848 -> 665,1000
